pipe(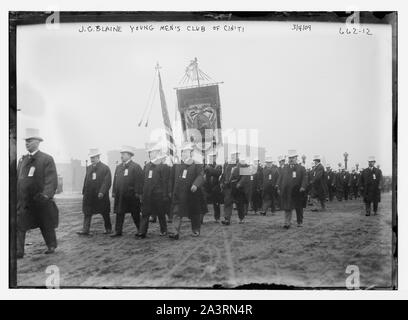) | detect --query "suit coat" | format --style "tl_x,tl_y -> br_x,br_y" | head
277,163 -> 308,210
326,170 -> 336,188
17,151 -> 59,230
82,161 -> 111,216
360,167 -> 382,203
204,163 -> 223,202
169,161 -> 205,218
112,160 -> 144,214
310,163 -> 328,200
262,166 -> 279,196
142,161 -> 170,214
231,164 -> 251,202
